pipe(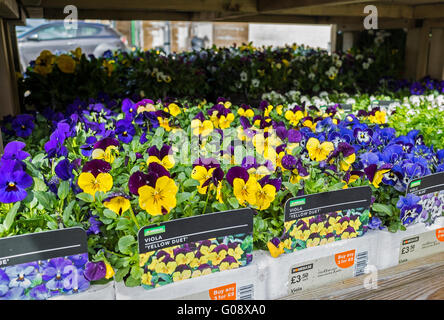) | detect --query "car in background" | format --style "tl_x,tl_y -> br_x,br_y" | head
18,21 -> 128,71
15,19 -> 47,37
